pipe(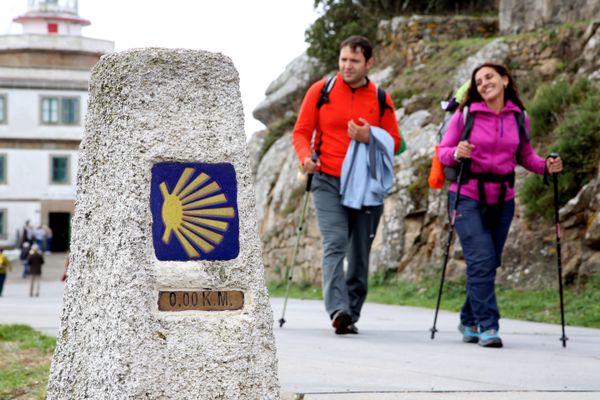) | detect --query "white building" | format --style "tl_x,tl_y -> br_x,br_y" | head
0,0 -> 113,250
